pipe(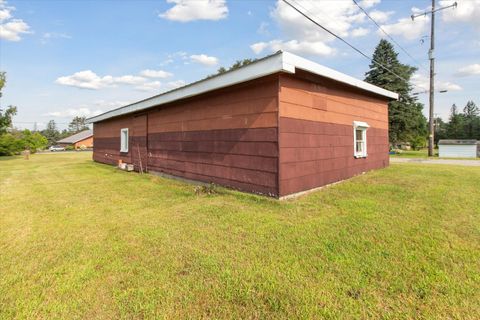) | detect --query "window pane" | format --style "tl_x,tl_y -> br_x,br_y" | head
356,141 -> 363,153
356,129 -> 363,141
121,129 -> 128,151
